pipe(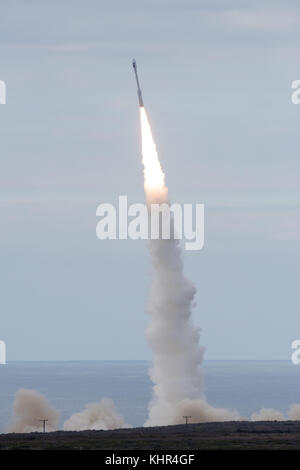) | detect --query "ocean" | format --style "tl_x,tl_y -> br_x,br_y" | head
0,360 -> 299,431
